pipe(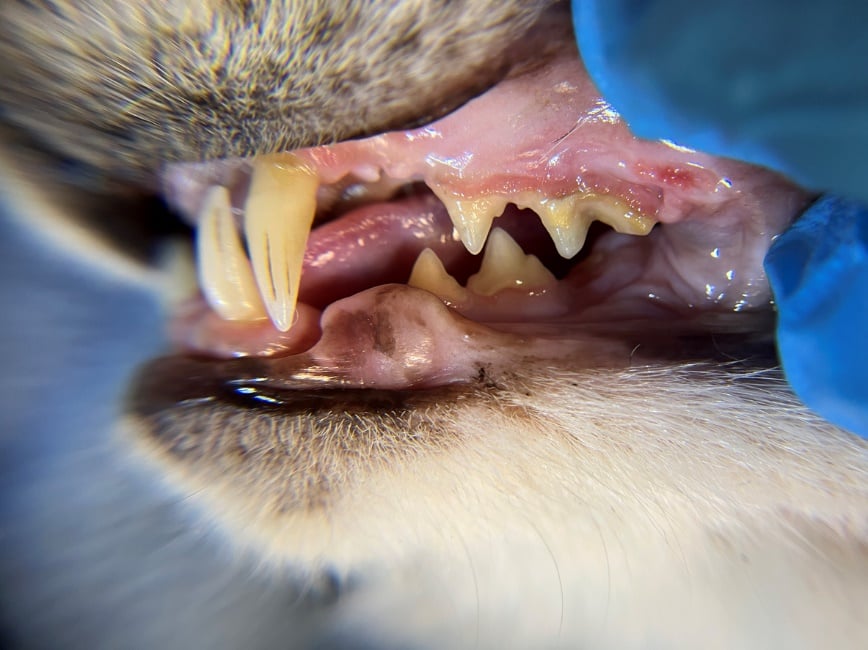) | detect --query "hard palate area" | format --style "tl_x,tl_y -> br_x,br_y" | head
160,47 -> 810,389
